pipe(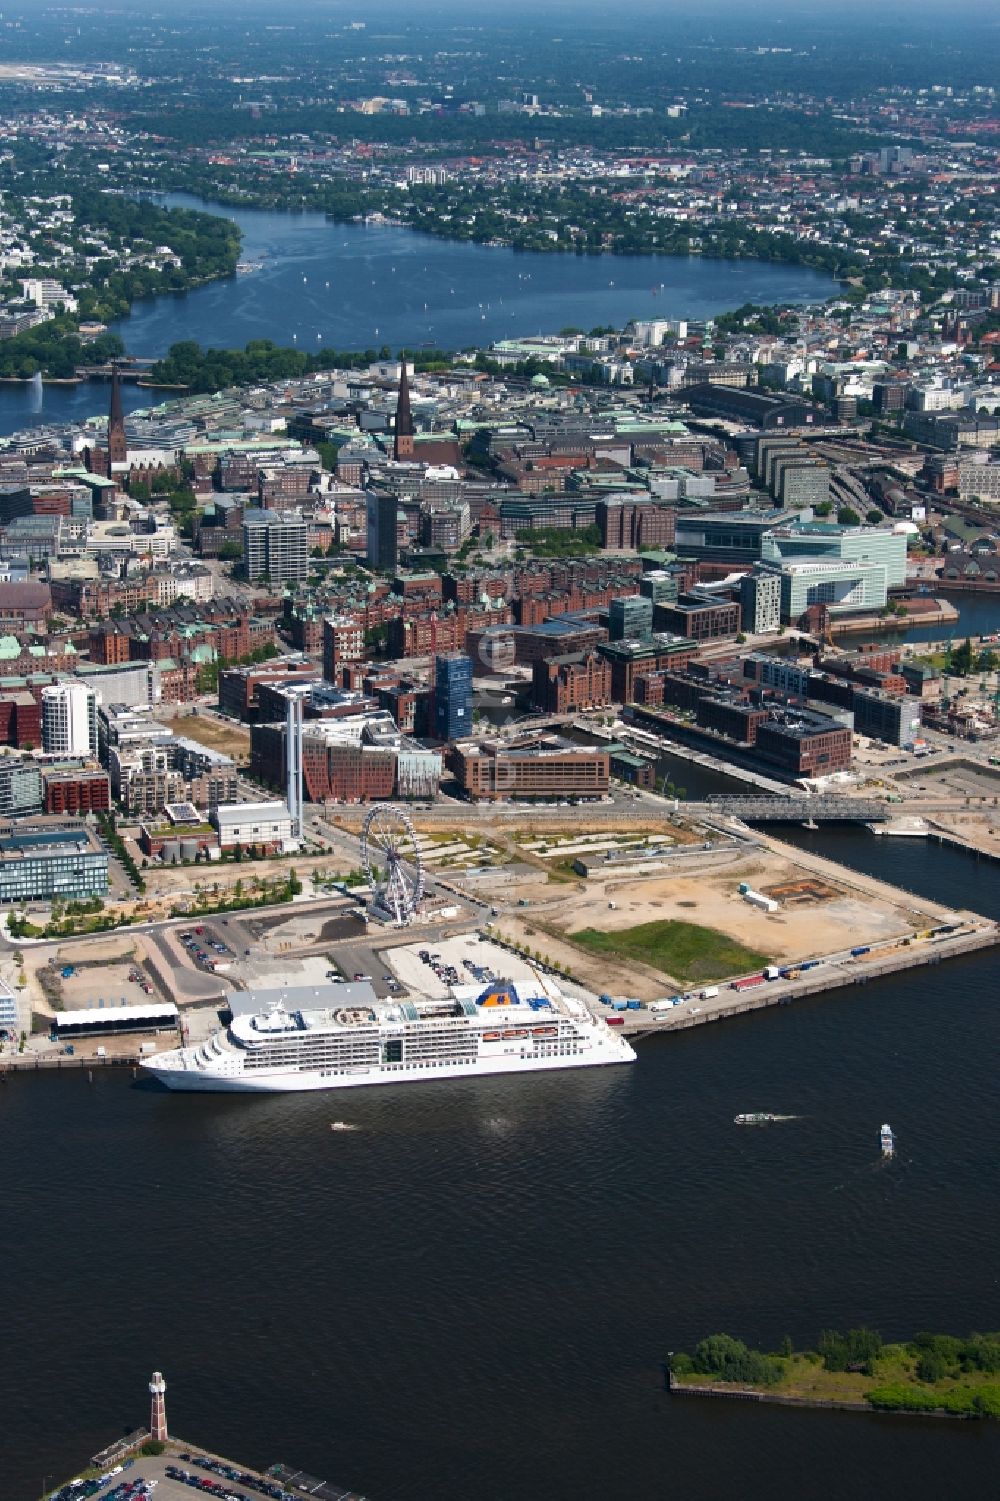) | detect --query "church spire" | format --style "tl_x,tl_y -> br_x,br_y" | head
393,358 -> 414,461
108,362 -> 127,469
